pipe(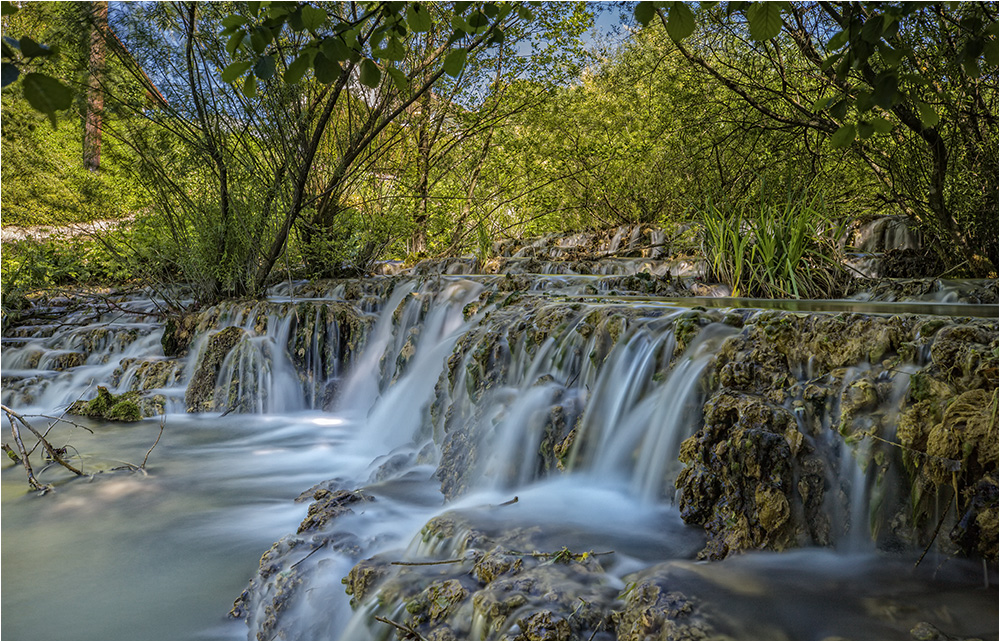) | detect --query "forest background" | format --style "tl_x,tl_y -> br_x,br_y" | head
1,1 -> 996,307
